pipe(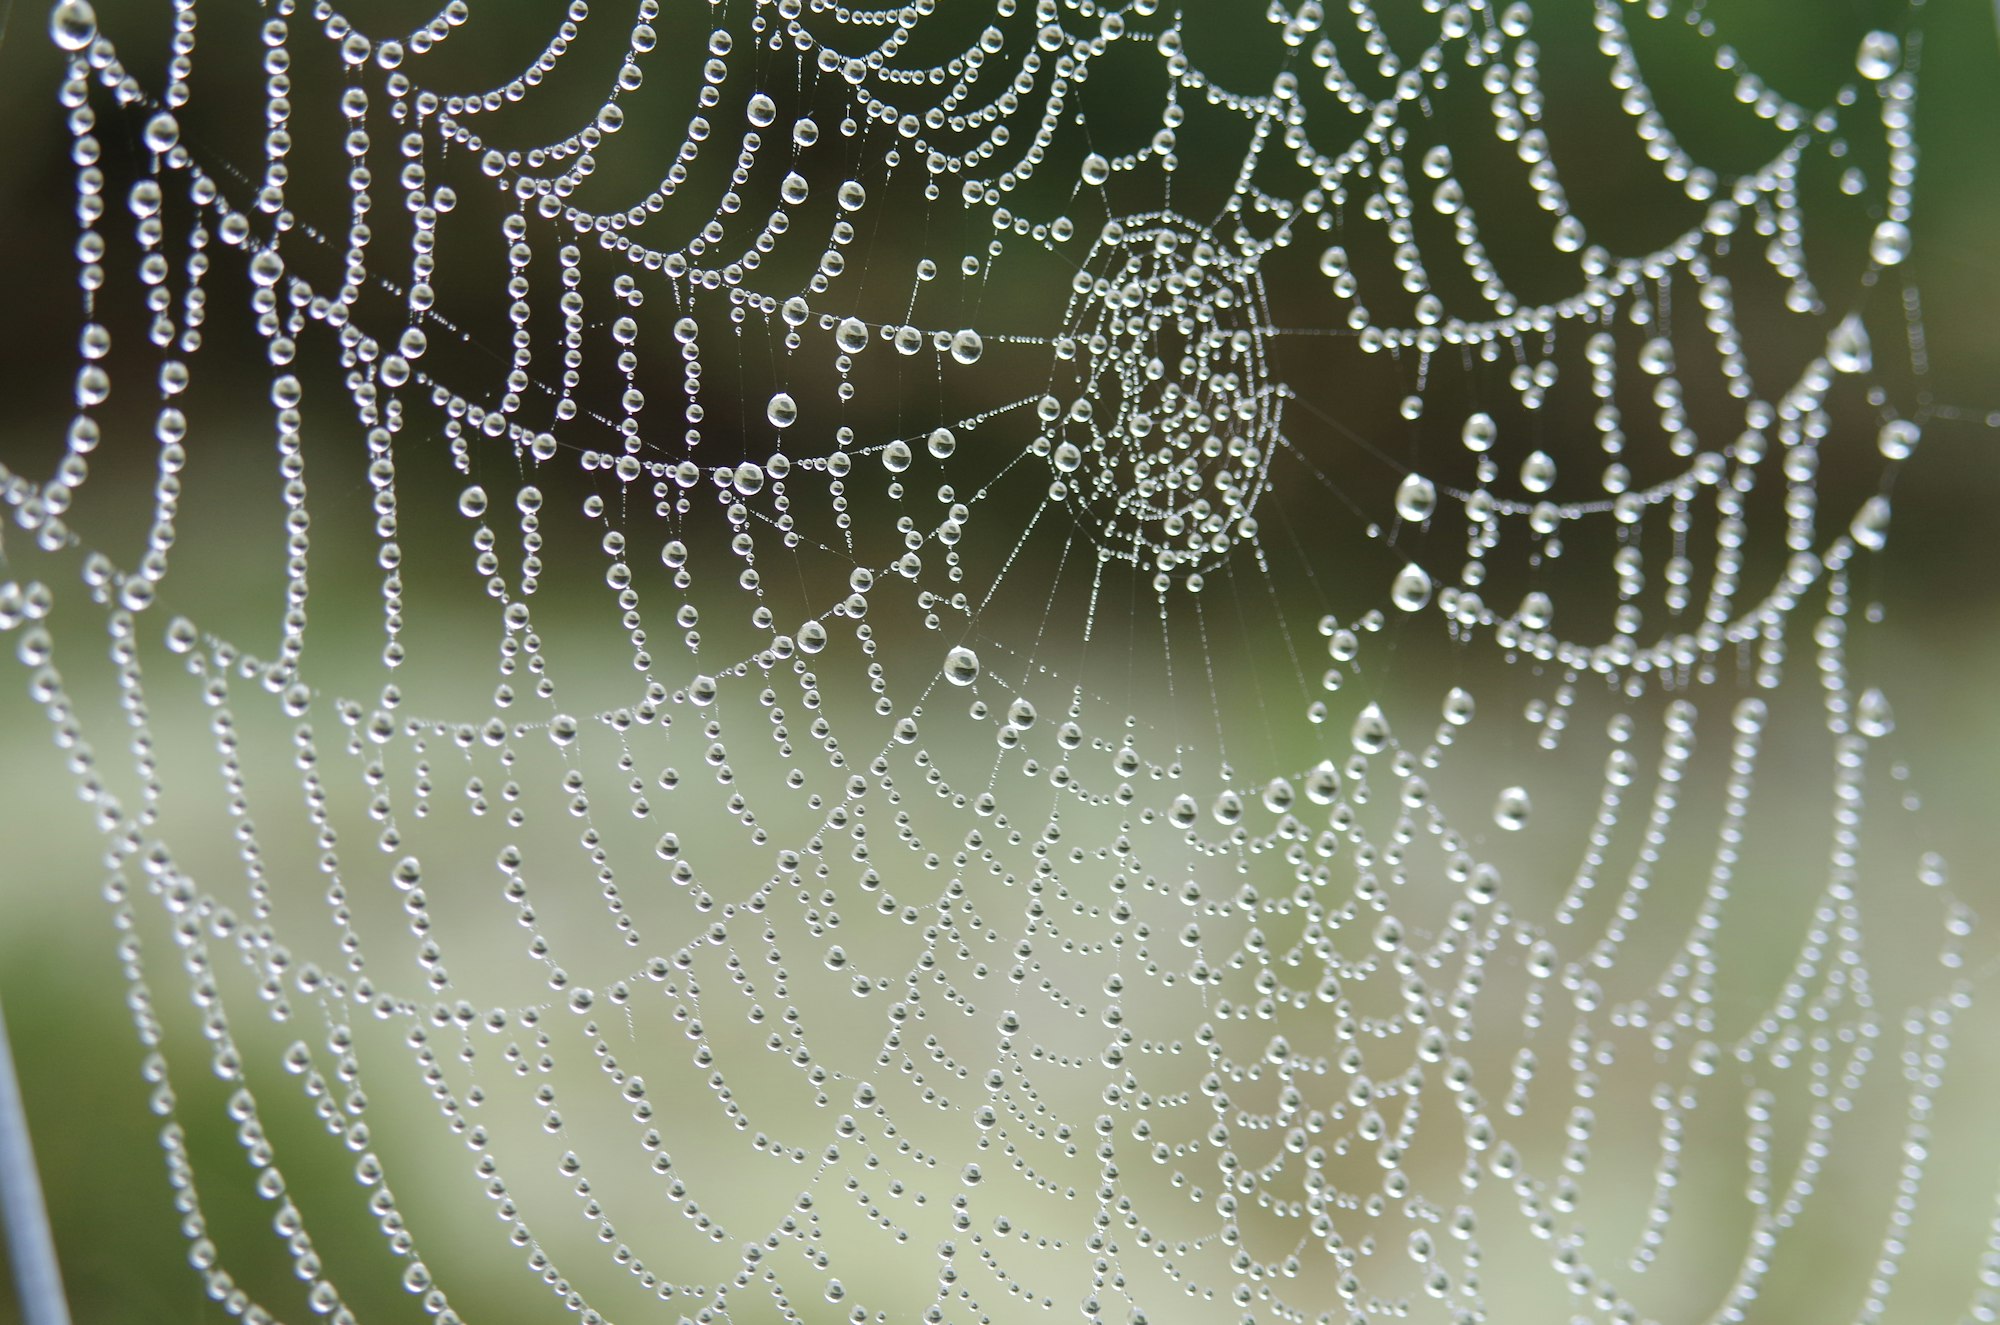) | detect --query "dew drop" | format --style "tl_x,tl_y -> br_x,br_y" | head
1857,687 -> 1895,738
1877,419 -> 1920,460
144,112 -> 181,154
1519,450 -> 1556,494
1351,704 -> 1390,755
1869,219 -> 1911,267
1443,687 -> 1474,725
1493,786 -> 1531,831
1857,30 -> 1900,80
767,392 -> 798,428
1081,153 -> 1111,186
1391,564 -> 1433,612
1461,412 -> 1497,453
950,329 -> 983,365
49,0 -> 96,50
458,485 -> 488,519
1828,314 -> 1872,374
927,427 -> 957,459
943,646 -> 980,686
1372,915 -> 1404,951
1395,473 -> 1437,523
1851,495 -> 1891,551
